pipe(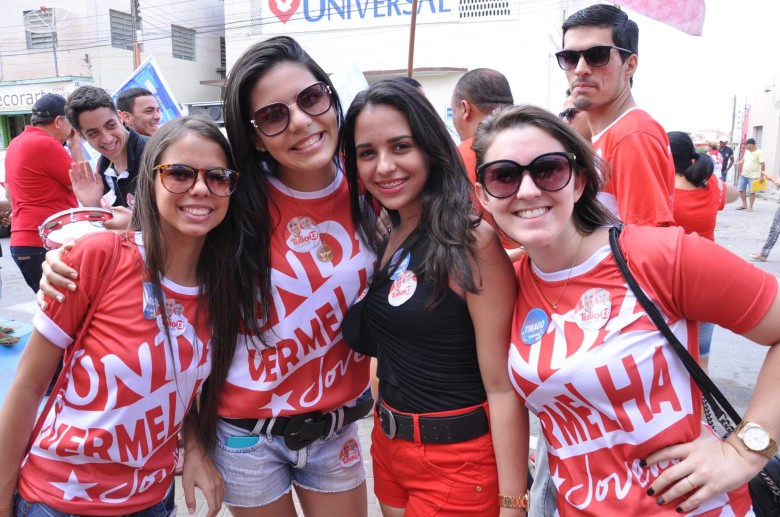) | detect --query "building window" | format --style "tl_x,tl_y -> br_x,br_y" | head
23,9 -> 56,49
459,0 -> 512,19
110,9 -> 134,50
172,25 -> 196,61
754,126 -> 763,148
